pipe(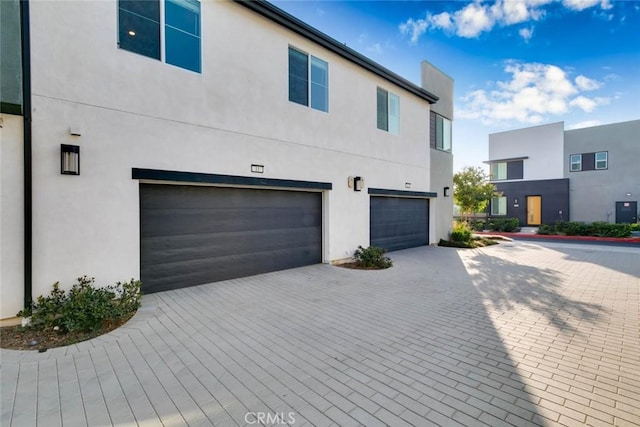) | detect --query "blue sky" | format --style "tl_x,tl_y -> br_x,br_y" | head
271,0 -> 640,172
